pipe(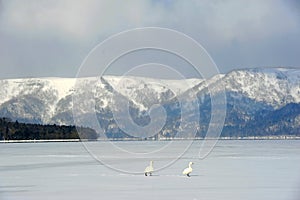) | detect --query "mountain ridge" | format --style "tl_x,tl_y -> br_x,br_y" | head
0,67 -> 299,138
